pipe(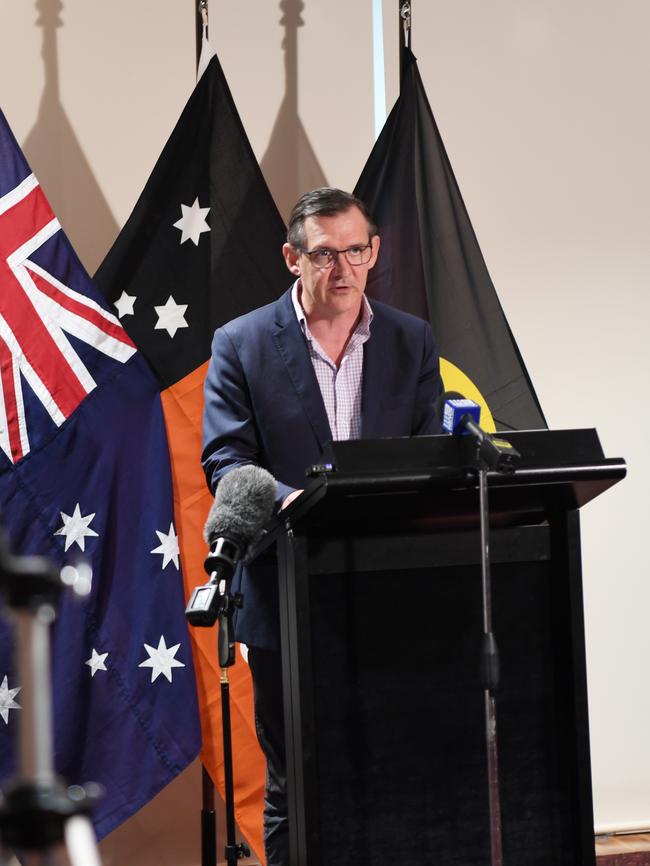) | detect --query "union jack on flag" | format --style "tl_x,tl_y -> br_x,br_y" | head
0,109 -> 200,838
0,168 -> 135,464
